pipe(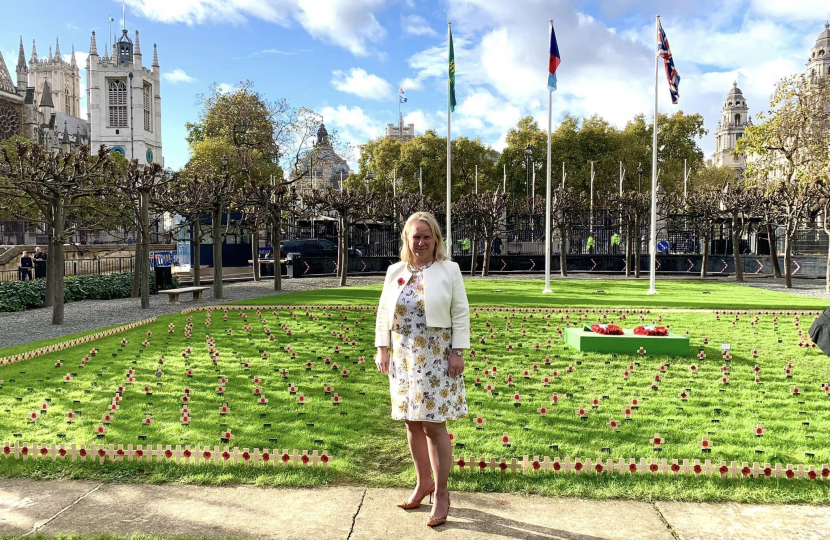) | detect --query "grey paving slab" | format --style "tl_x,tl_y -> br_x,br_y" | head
657,501 -> 830,540
40,483 -> 363,540
0,478 -> 101,535
352,488 -> 673,540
